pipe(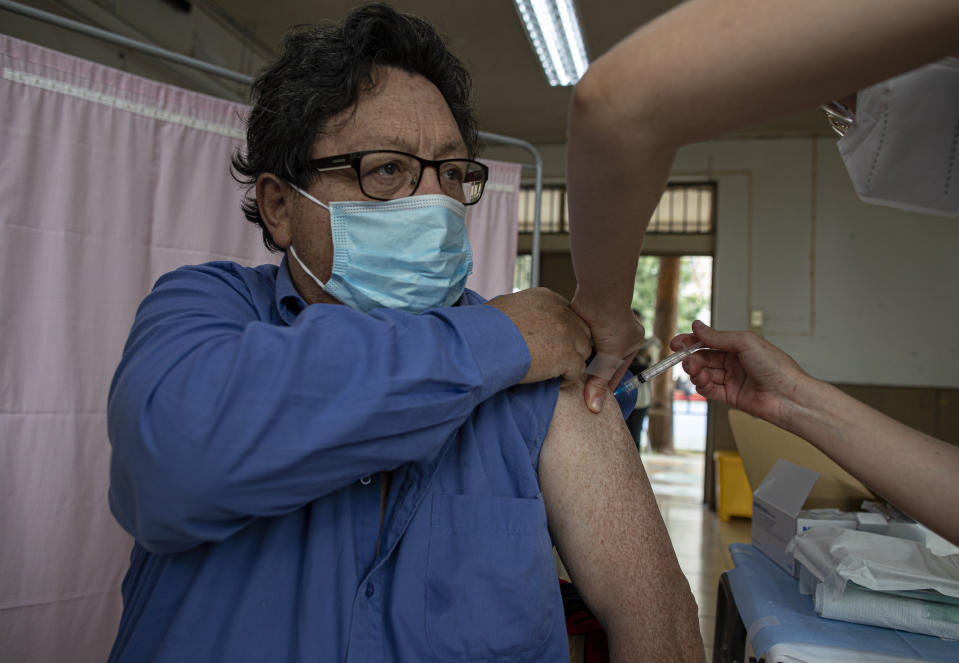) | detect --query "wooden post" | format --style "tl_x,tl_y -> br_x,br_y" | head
649,256 -> 680,454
